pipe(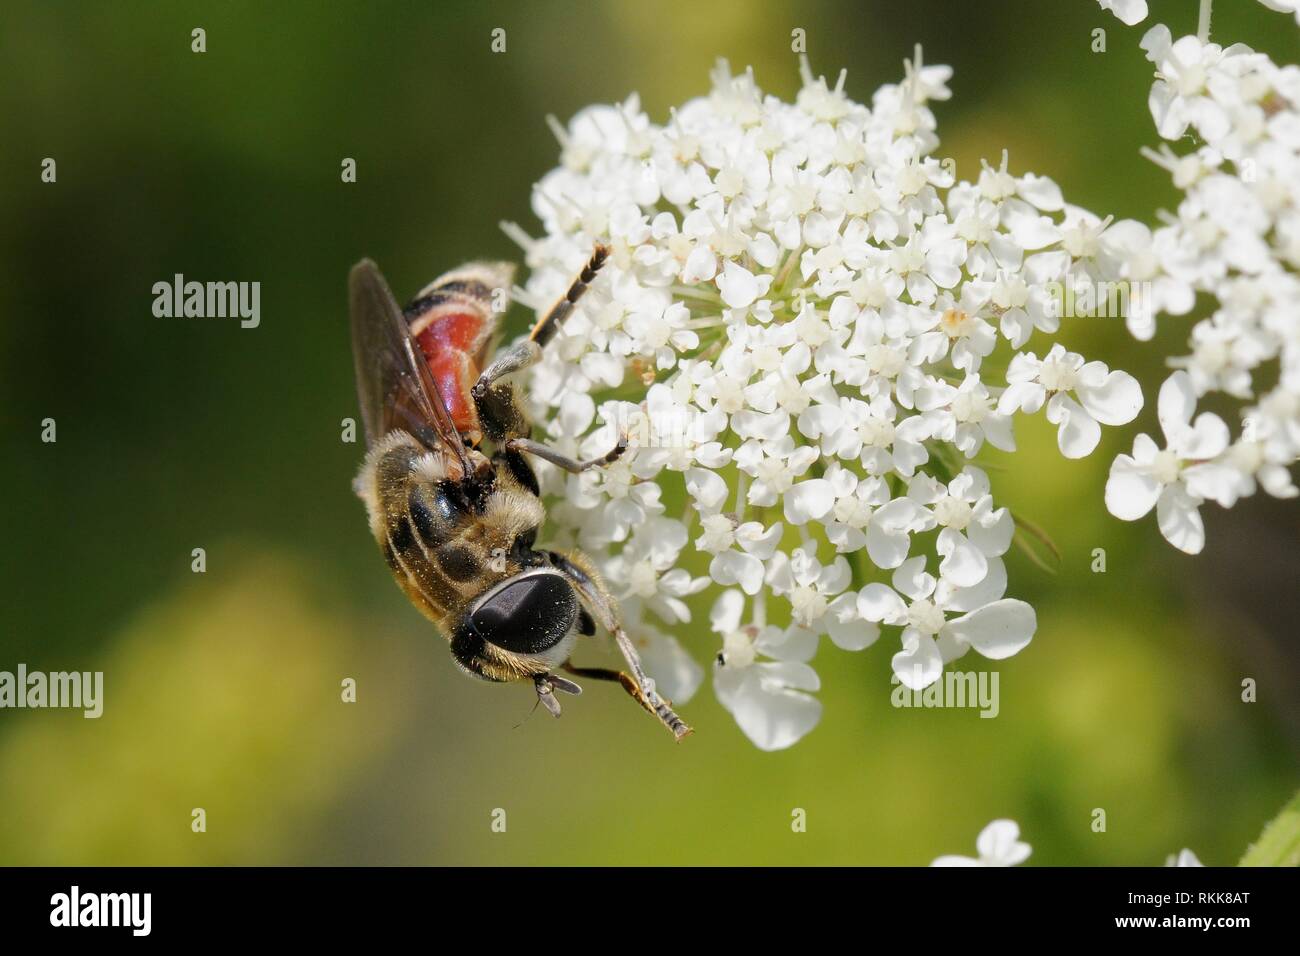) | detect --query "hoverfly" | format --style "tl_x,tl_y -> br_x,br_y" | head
349,246 -> 690,740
